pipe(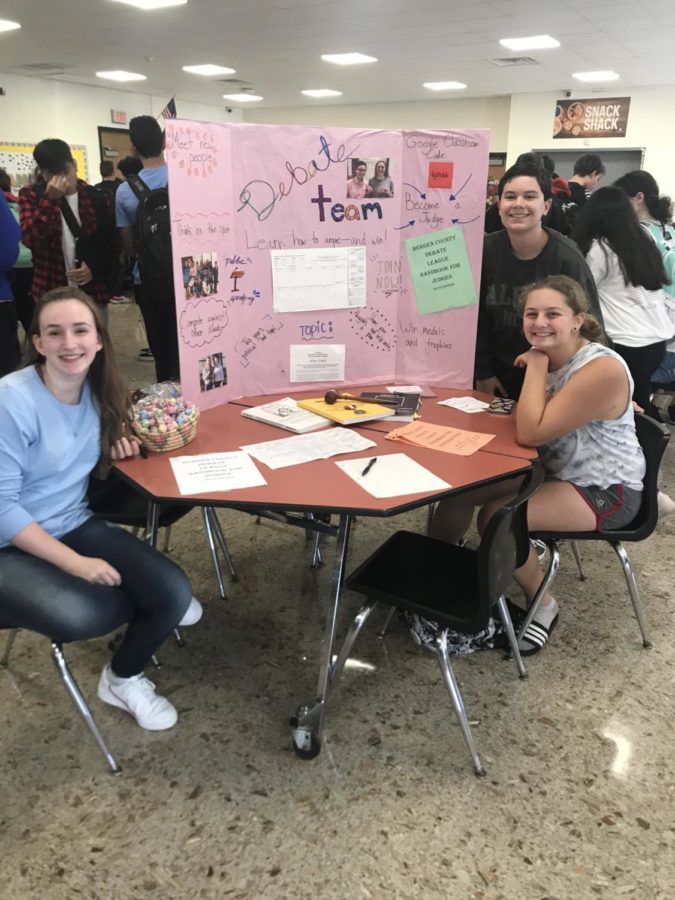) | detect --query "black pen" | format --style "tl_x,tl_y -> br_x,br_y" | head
361,457 -> 378,477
